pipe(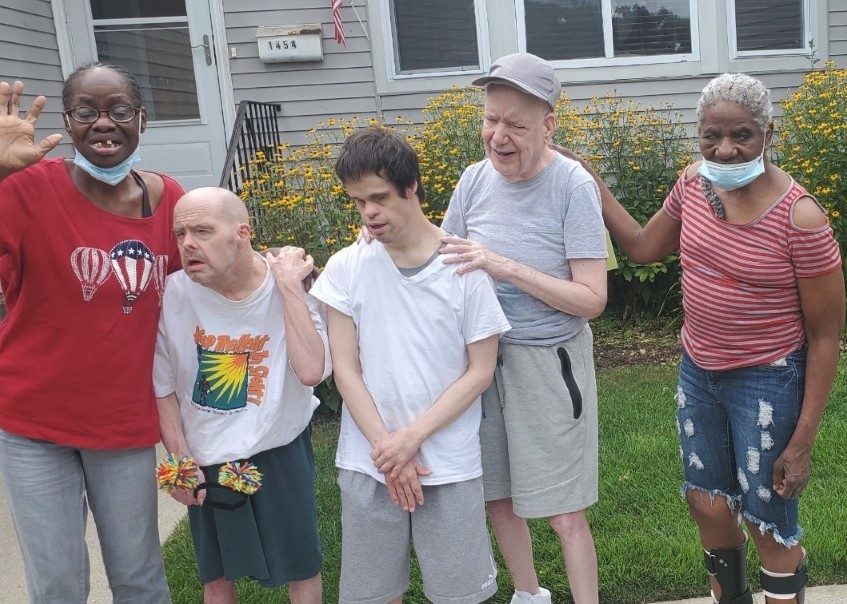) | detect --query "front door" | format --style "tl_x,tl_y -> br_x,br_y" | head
60,0 -> 227,190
